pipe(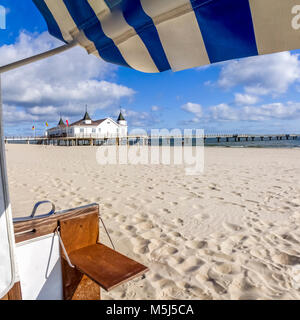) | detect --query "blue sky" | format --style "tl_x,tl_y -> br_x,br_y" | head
1,0 -> 300,136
